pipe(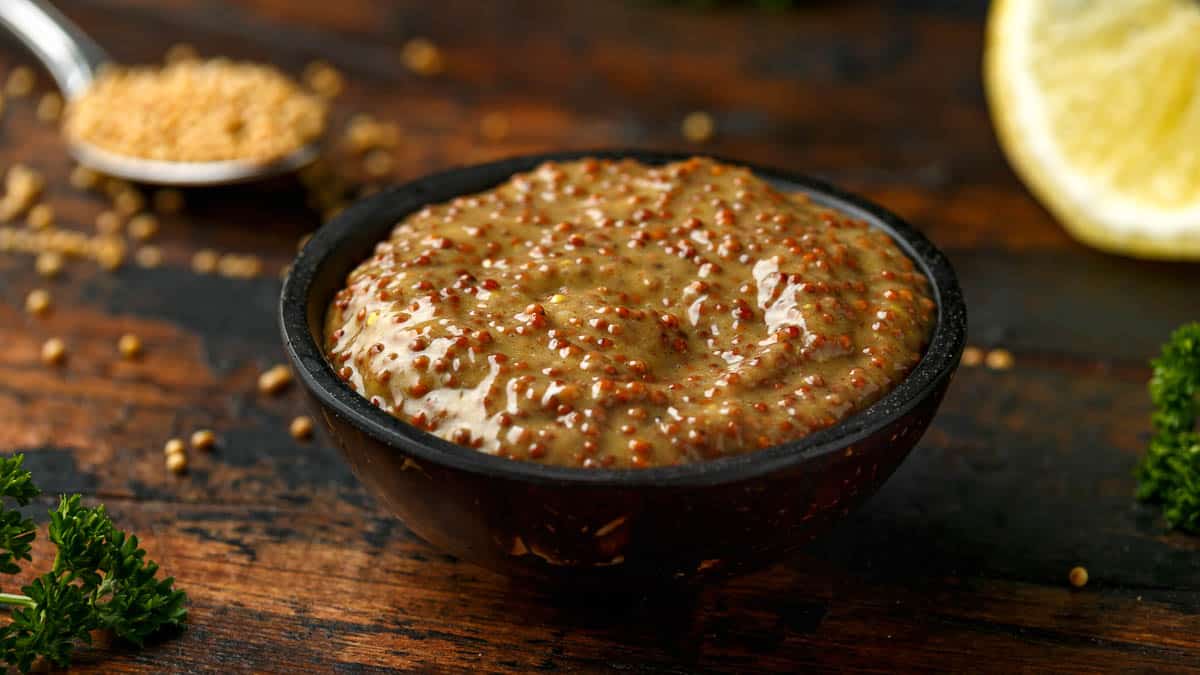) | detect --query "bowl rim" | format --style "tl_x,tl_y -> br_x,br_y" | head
280,149 -> 967,488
